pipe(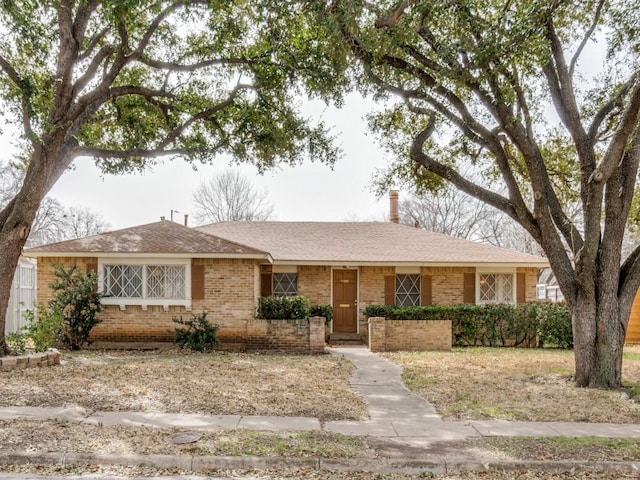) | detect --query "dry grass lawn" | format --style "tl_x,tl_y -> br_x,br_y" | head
0,350 -> 368,421
383,346 -> 640,423
0,419 -> 373,458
